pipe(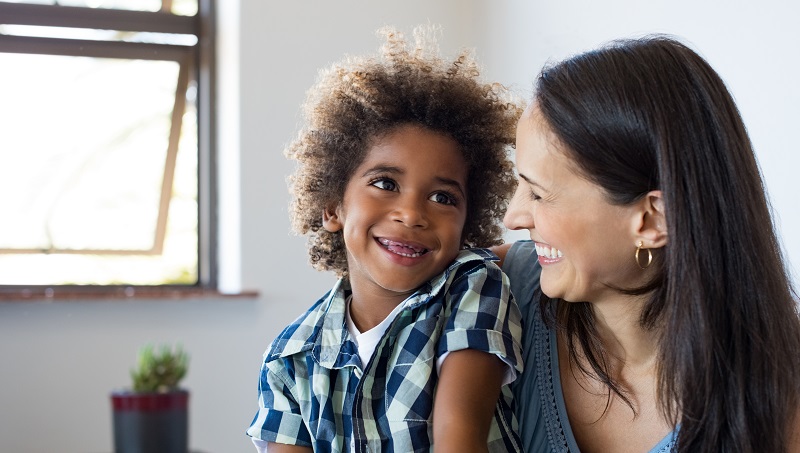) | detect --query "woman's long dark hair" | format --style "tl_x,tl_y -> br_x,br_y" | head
535,35 -> 800,452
